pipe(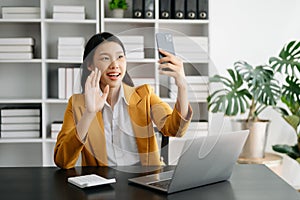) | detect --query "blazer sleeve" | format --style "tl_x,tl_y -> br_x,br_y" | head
54,96 -> 85,169
149,87 -> 193,137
